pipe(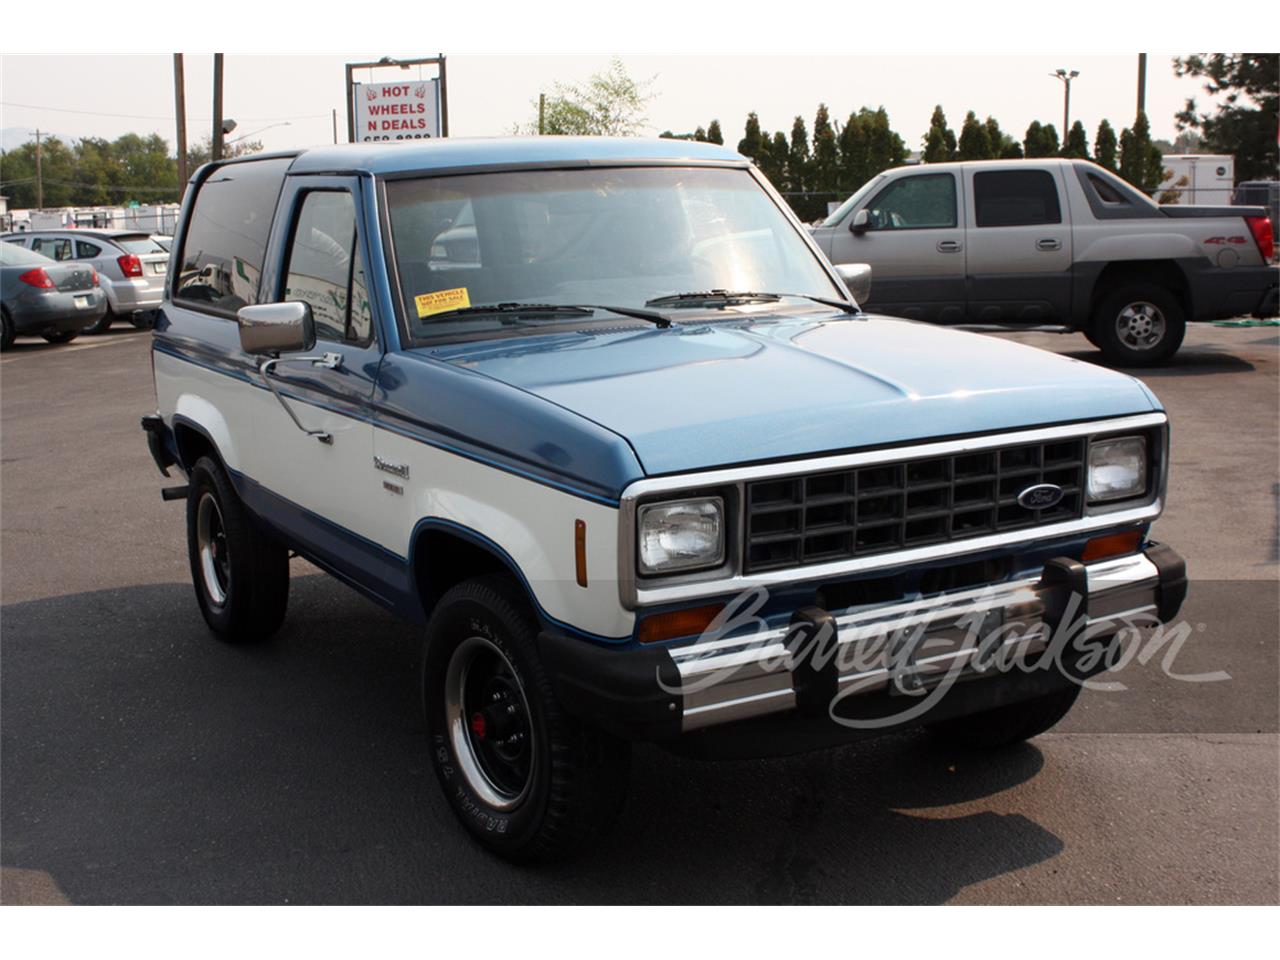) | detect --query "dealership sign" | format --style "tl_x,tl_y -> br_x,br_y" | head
352,79 -> 440,141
